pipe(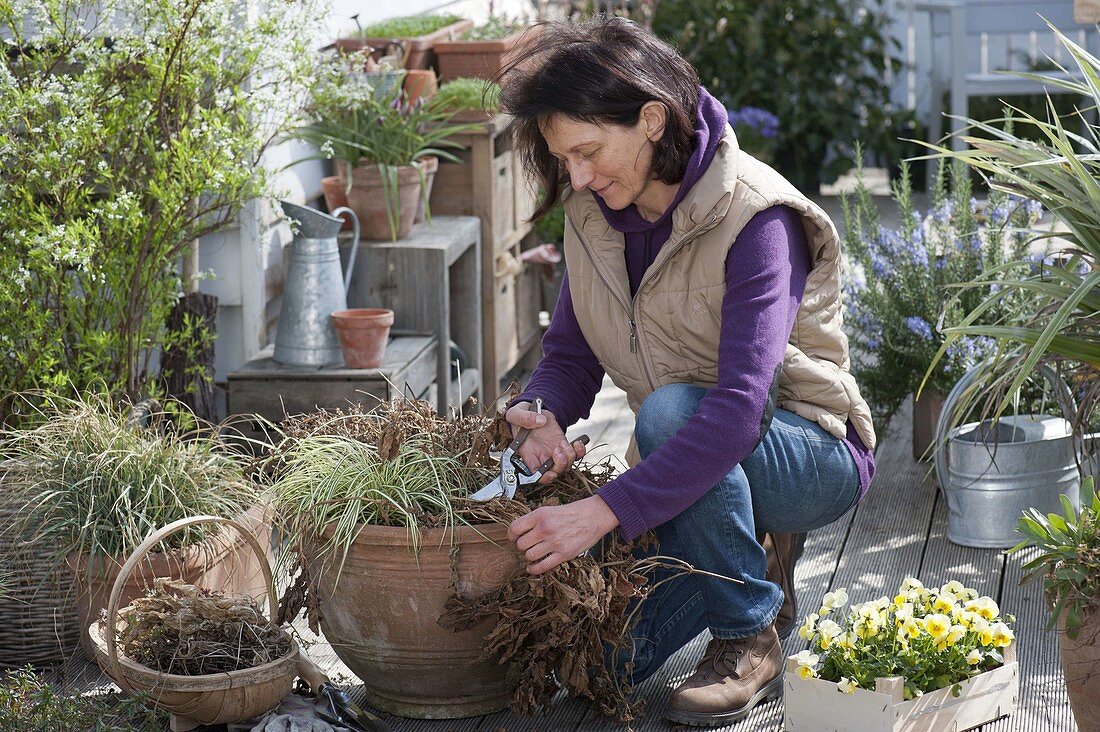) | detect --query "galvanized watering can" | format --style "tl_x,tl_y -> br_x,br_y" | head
274,202 -> 360,367
933,362 -> 1081,548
